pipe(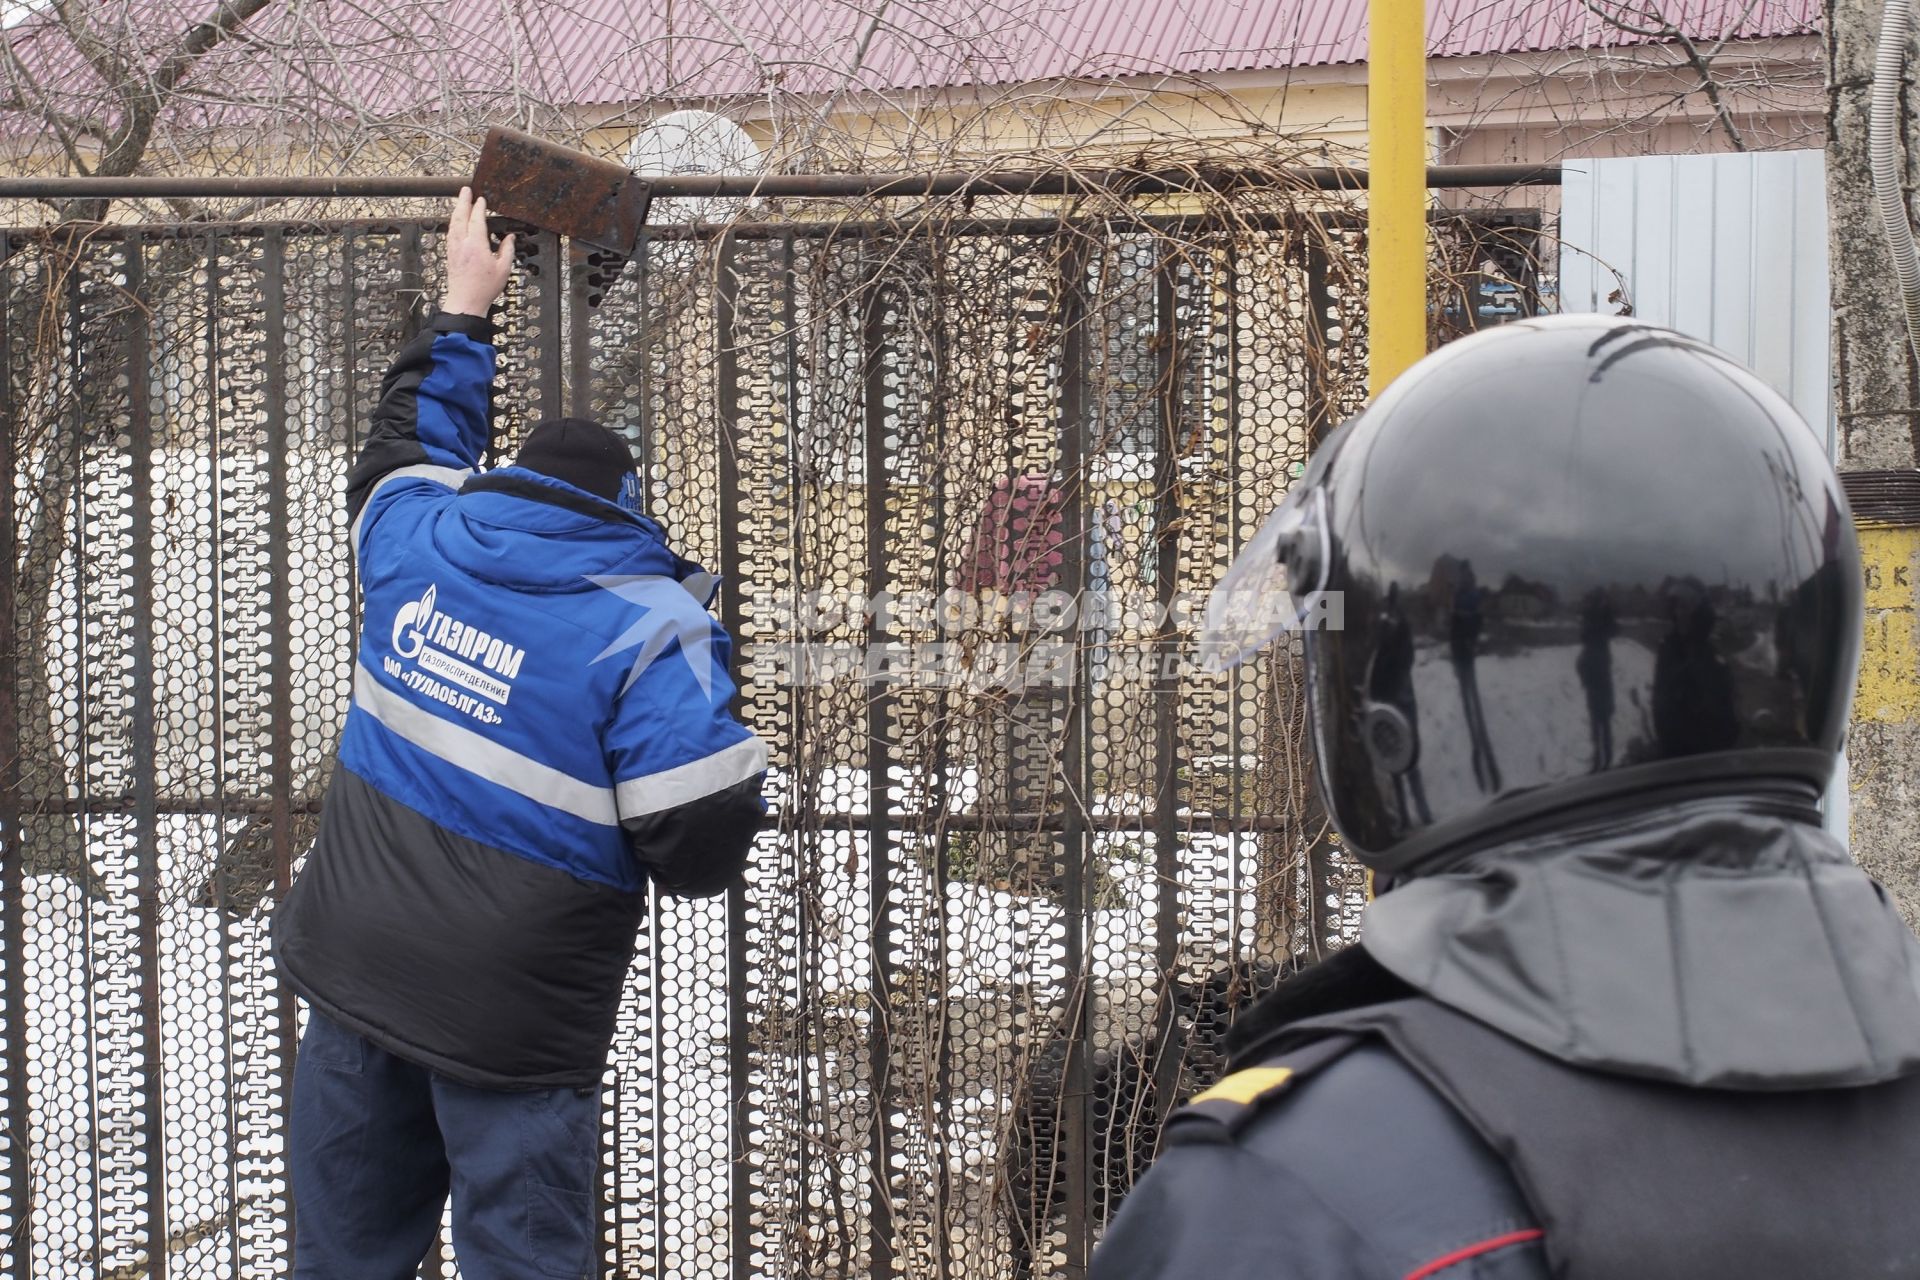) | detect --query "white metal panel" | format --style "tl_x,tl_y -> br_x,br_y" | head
1559,150 -> 1830,449
1750,153 -> 1802,405
1667,156 -> 1715,342
1557,149 -> 1847,840
1708,155 -> 1757,381
1790,158 -> 1831,423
